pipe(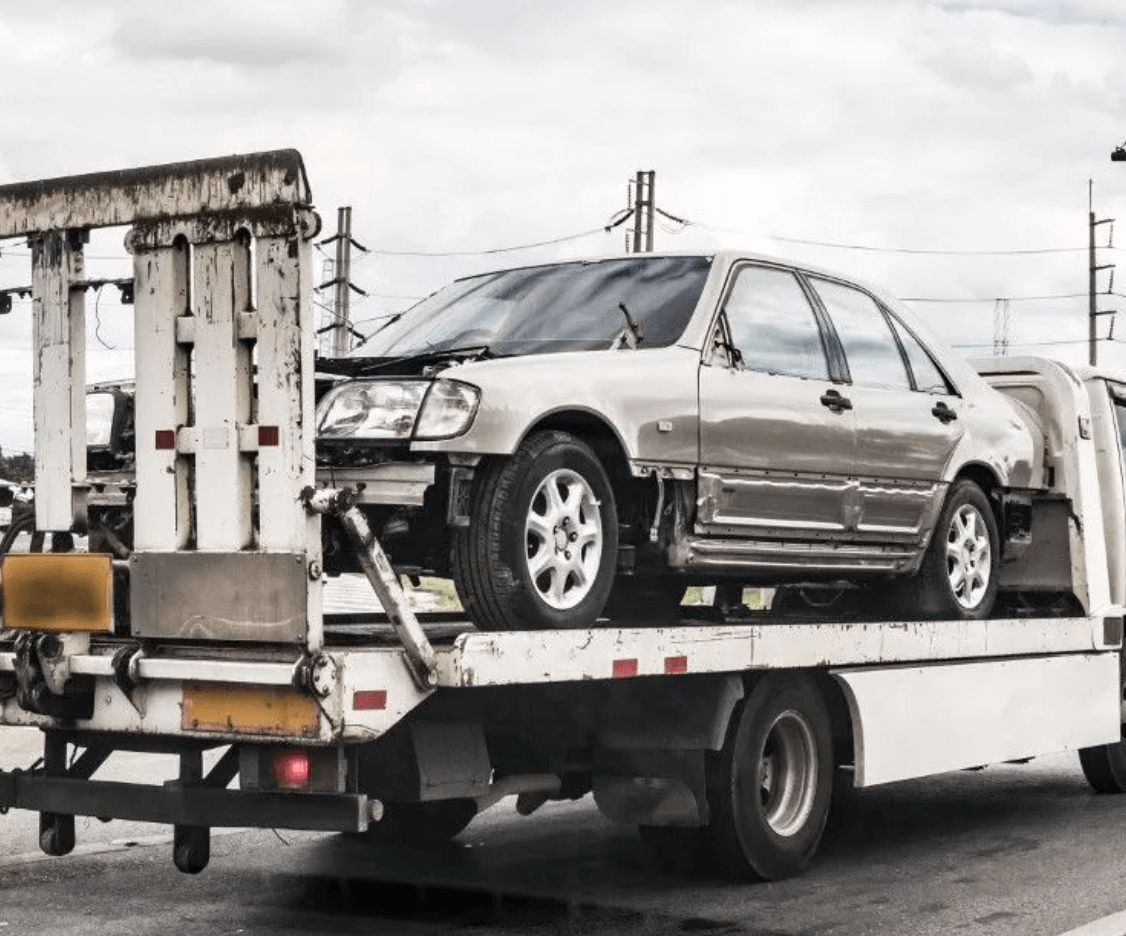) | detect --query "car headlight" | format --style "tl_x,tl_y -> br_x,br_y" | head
316,380 -> 429,440
316,378 -> 479,441
415,379 -> 481,440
